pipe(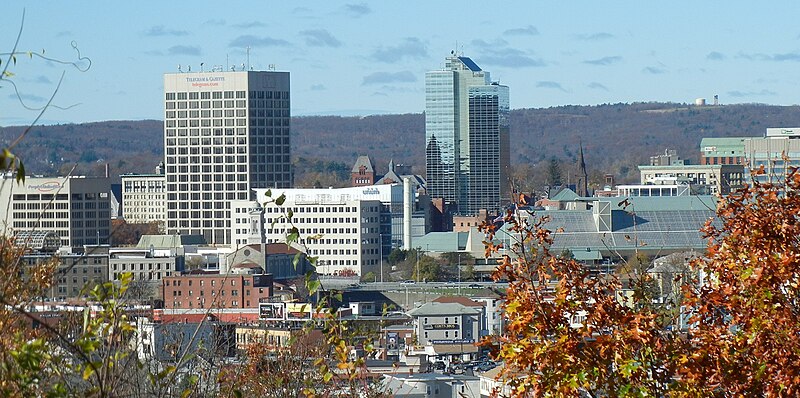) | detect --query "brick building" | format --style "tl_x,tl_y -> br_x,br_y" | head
162,272 -> 273,310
